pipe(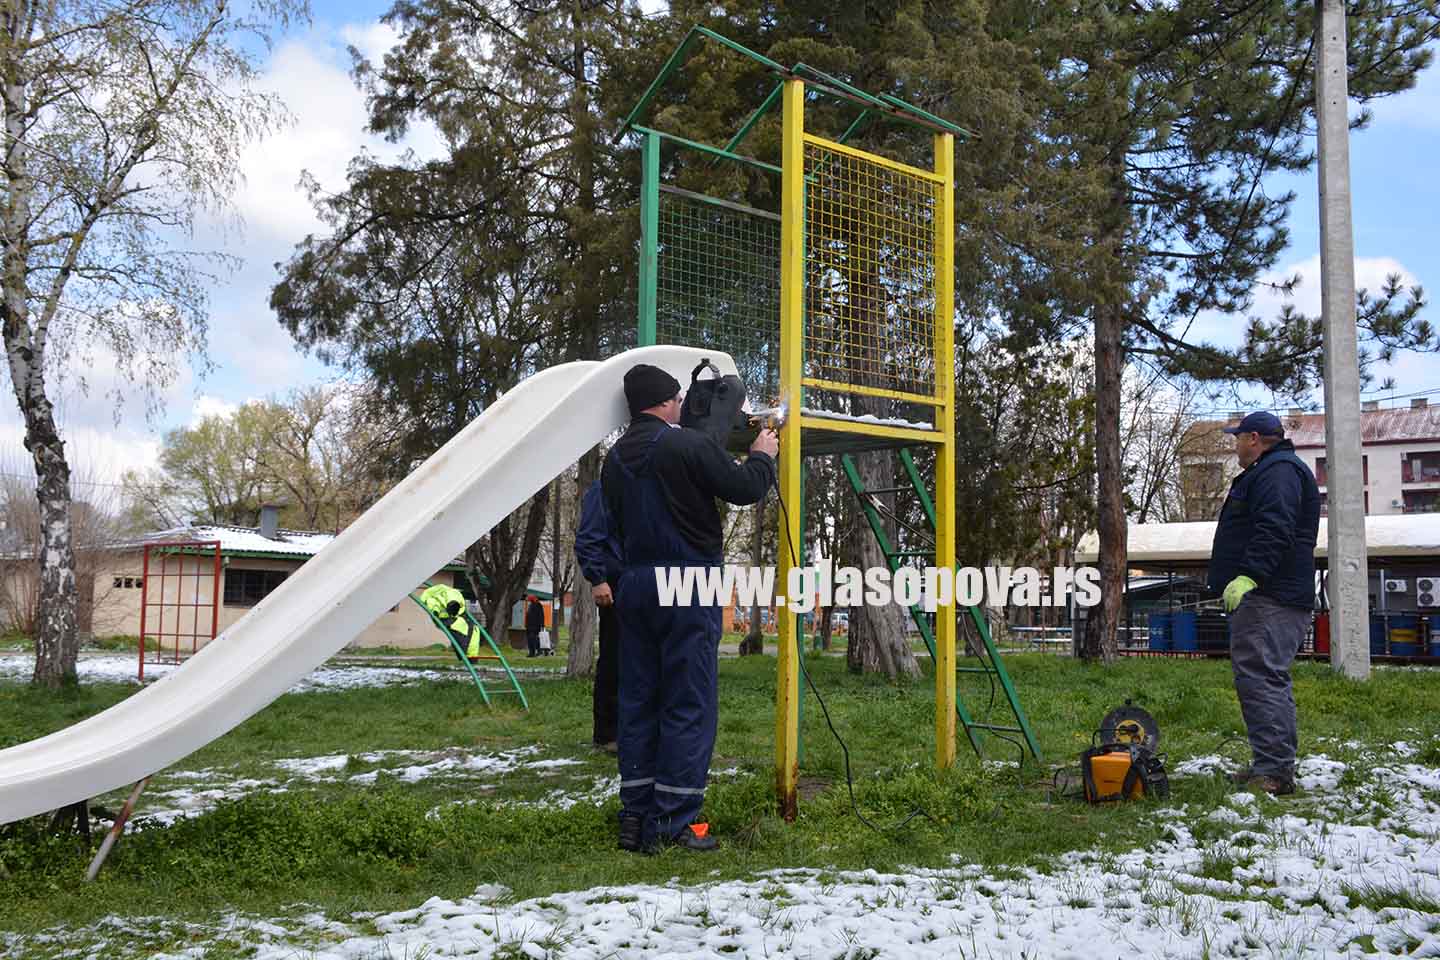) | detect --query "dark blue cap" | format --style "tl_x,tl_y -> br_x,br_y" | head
1222,411 -> 1284,437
